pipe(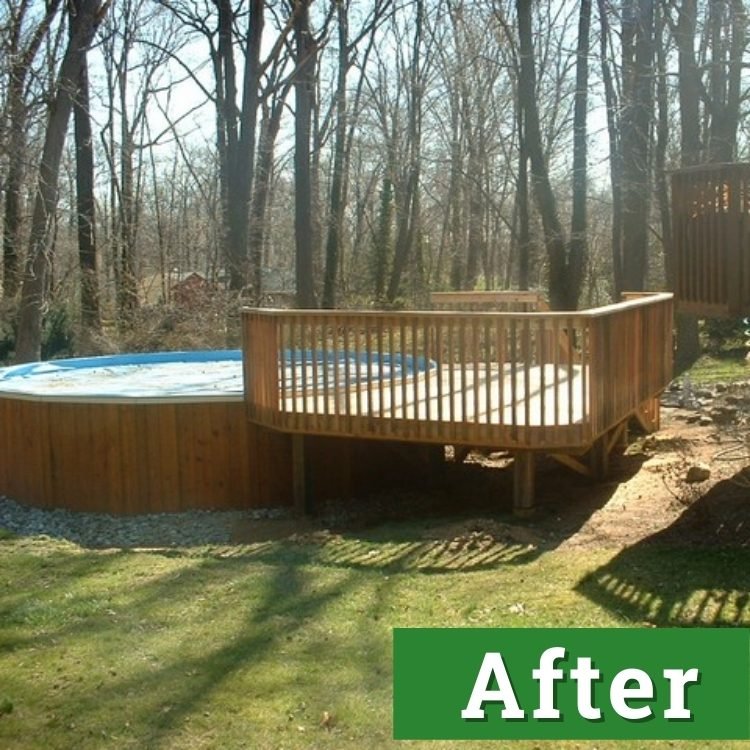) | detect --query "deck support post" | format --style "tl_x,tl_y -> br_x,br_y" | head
513,451 -> 535,517
292,434 -> 309,516
613,422 -> 628,452
588,434 -> 609,480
